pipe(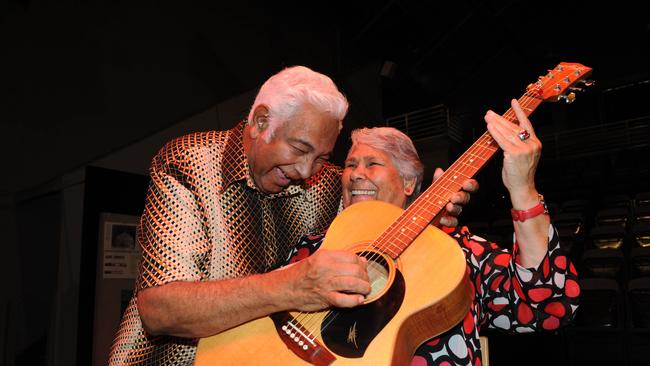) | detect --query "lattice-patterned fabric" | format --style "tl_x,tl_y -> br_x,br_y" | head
108,121 -> 343,366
